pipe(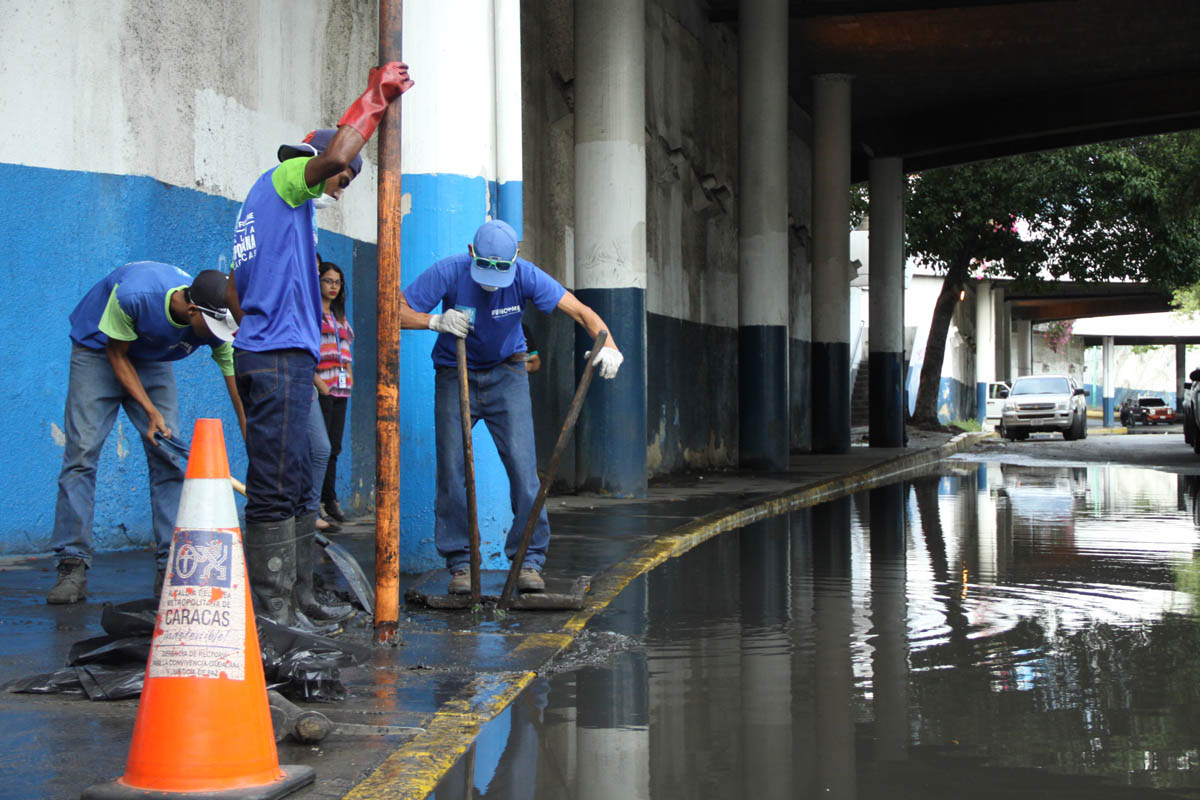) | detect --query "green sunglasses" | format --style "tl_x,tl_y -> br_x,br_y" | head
473,254 -> 515,272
